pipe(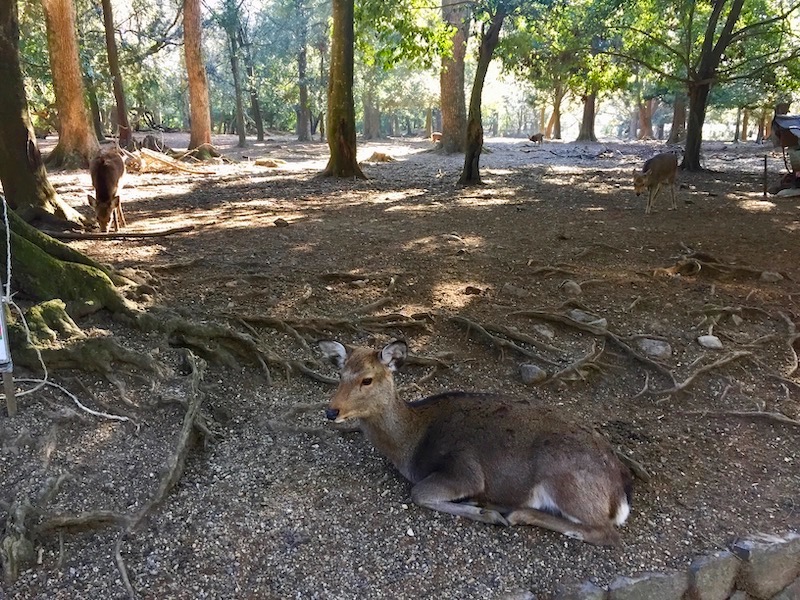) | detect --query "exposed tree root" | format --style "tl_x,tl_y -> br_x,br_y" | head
450,315 -> 560,367
546,341 -> 607,384
652,351 -> 751,396
682,409 -> 800,428
238,312 -> 433,338
42,225 -> 196,240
